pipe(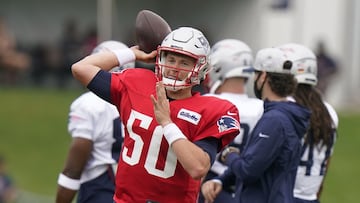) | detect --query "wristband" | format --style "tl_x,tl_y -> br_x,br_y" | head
163,123 -> 187,145
57,173 -> 80,190
110,48 -> 136,66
